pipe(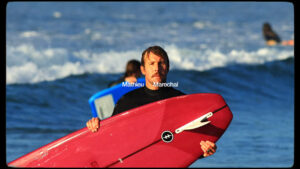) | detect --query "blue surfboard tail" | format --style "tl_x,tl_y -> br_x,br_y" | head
89,78 -> 145,119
